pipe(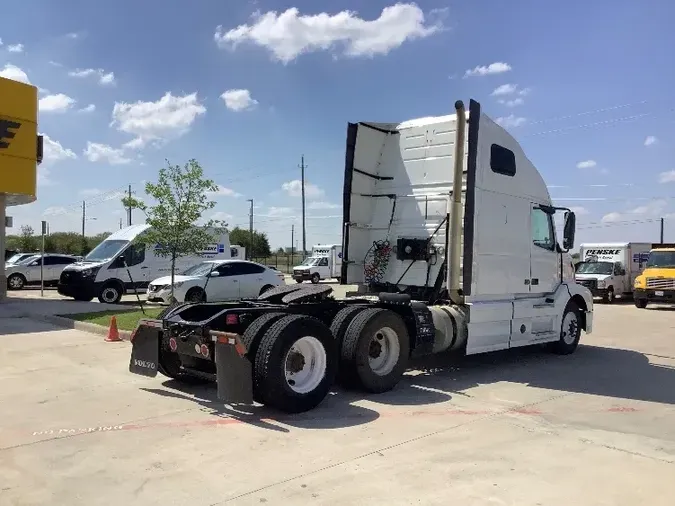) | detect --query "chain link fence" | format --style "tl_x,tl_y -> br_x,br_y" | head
251,255 -> 305,274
